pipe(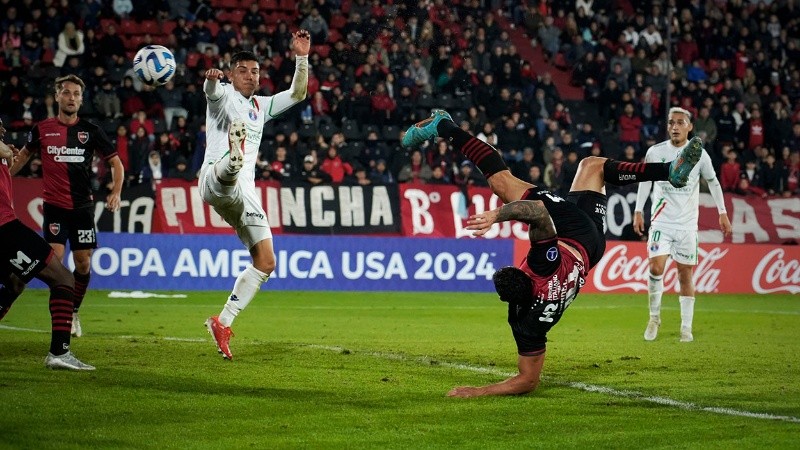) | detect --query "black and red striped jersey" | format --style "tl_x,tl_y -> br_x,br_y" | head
0,158 -> 15,226
25,118 -> 116,209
